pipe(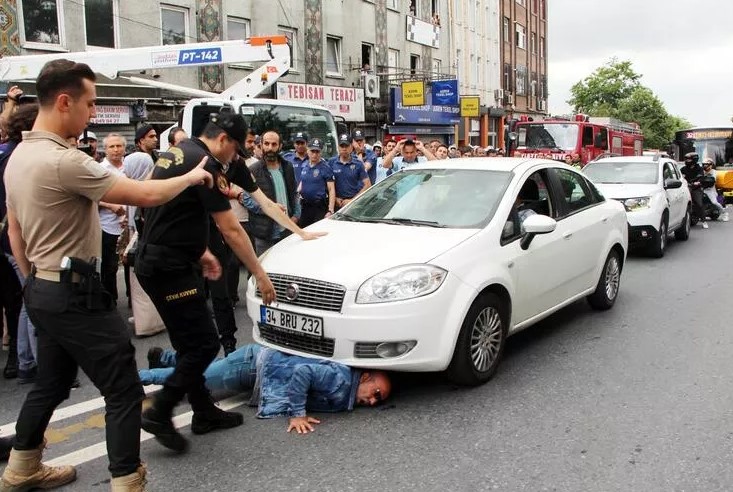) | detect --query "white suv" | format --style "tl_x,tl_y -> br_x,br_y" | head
583,155 -> 692,257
